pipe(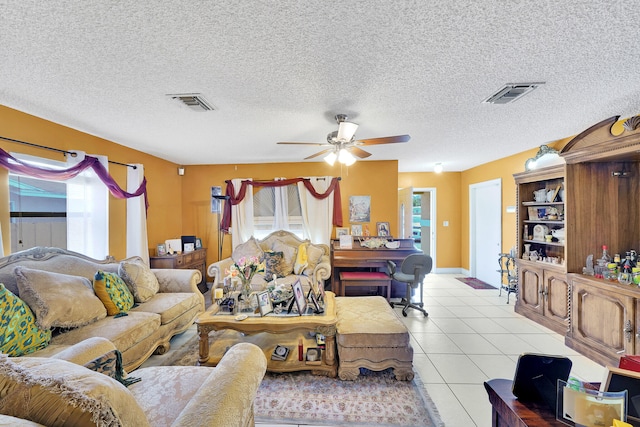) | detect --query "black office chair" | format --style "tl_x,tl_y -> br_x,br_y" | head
387,254 -> 432,317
